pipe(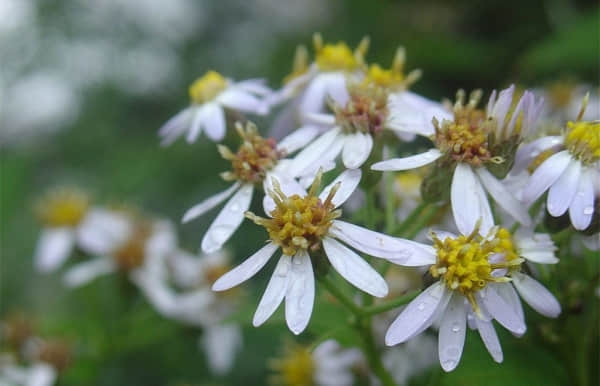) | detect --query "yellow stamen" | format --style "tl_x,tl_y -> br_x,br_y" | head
188,71 -> 227,104
313,33 -> 368,72
35,188 -> 89,227
362,47 -> 421,91
333,84 -> 389,135
565,120 -> 600,164
268,343 -> 315,386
